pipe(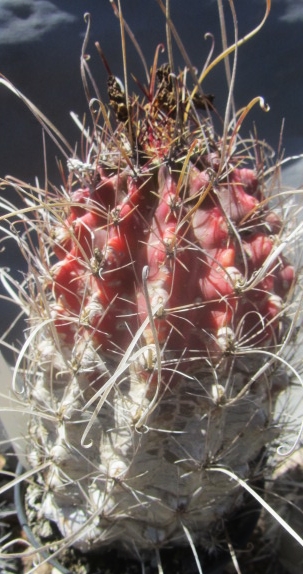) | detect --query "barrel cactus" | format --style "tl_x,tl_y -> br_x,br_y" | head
1,1 -> 303,572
